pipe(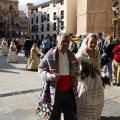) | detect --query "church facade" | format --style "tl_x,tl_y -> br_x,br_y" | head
0,0 -> 19,38
77,0 -> 119,37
